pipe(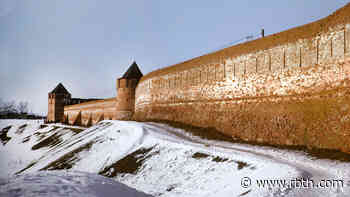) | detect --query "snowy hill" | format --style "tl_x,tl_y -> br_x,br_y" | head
1,119 -> 350,196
